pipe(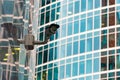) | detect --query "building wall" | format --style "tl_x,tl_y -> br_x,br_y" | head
0,0 -> 36,80
36,0 -> 120,80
